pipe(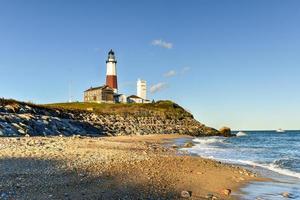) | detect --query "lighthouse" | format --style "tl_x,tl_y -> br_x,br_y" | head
106,49 -> 118,93
137,79 -> 147,100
